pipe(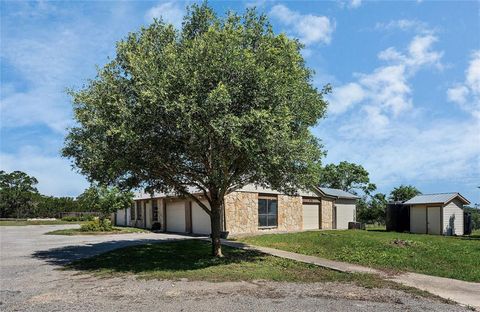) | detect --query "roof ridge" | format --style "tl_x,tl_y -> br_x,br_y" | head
415,192 -> 459,196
